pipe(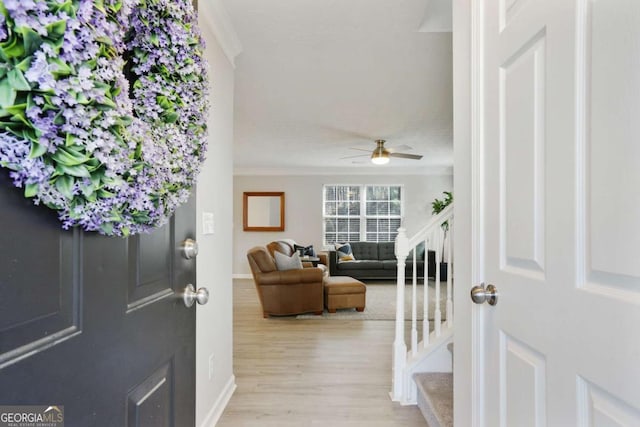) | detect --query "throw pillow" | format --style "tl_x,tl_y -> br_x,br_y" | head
335,242 -> 356,262
294,244 -> 316,257
274,251 -> 304,271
